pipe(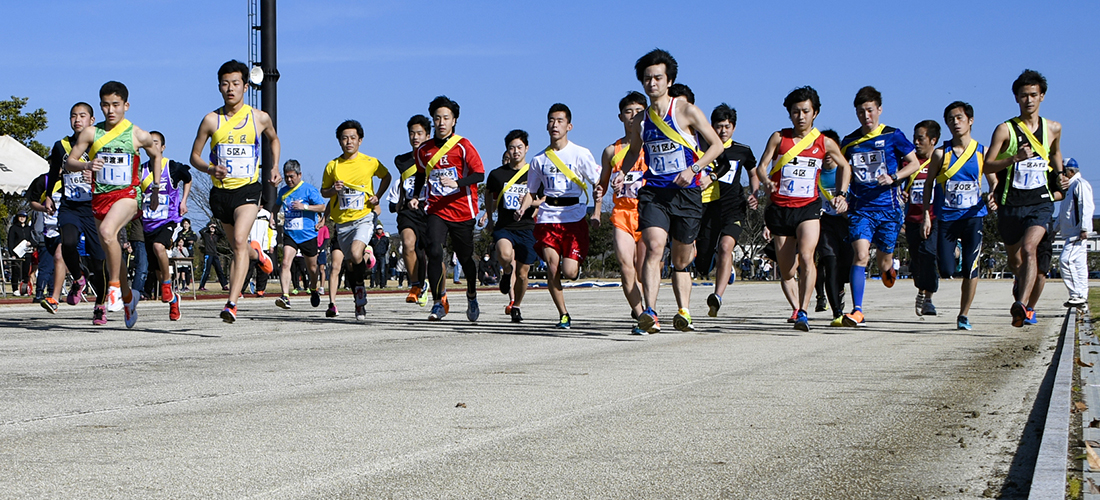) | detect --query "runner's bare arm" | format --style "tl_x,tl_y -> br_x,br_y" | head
180,178 -> 191,216
189,112 -> 220,176
372,173 -> 392,206
256,110 -> 281,185
982,123 -> 1024,174
985,173 -> 1000,210
673,103 -> 723,187
514,192 -> 534,221
598,144 -> 616,194
1048,119 -> 1064,174
65,127 -> 97,173
893,151 -> 923,183
921,148 -> 945,238
755,132 -> 782,195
